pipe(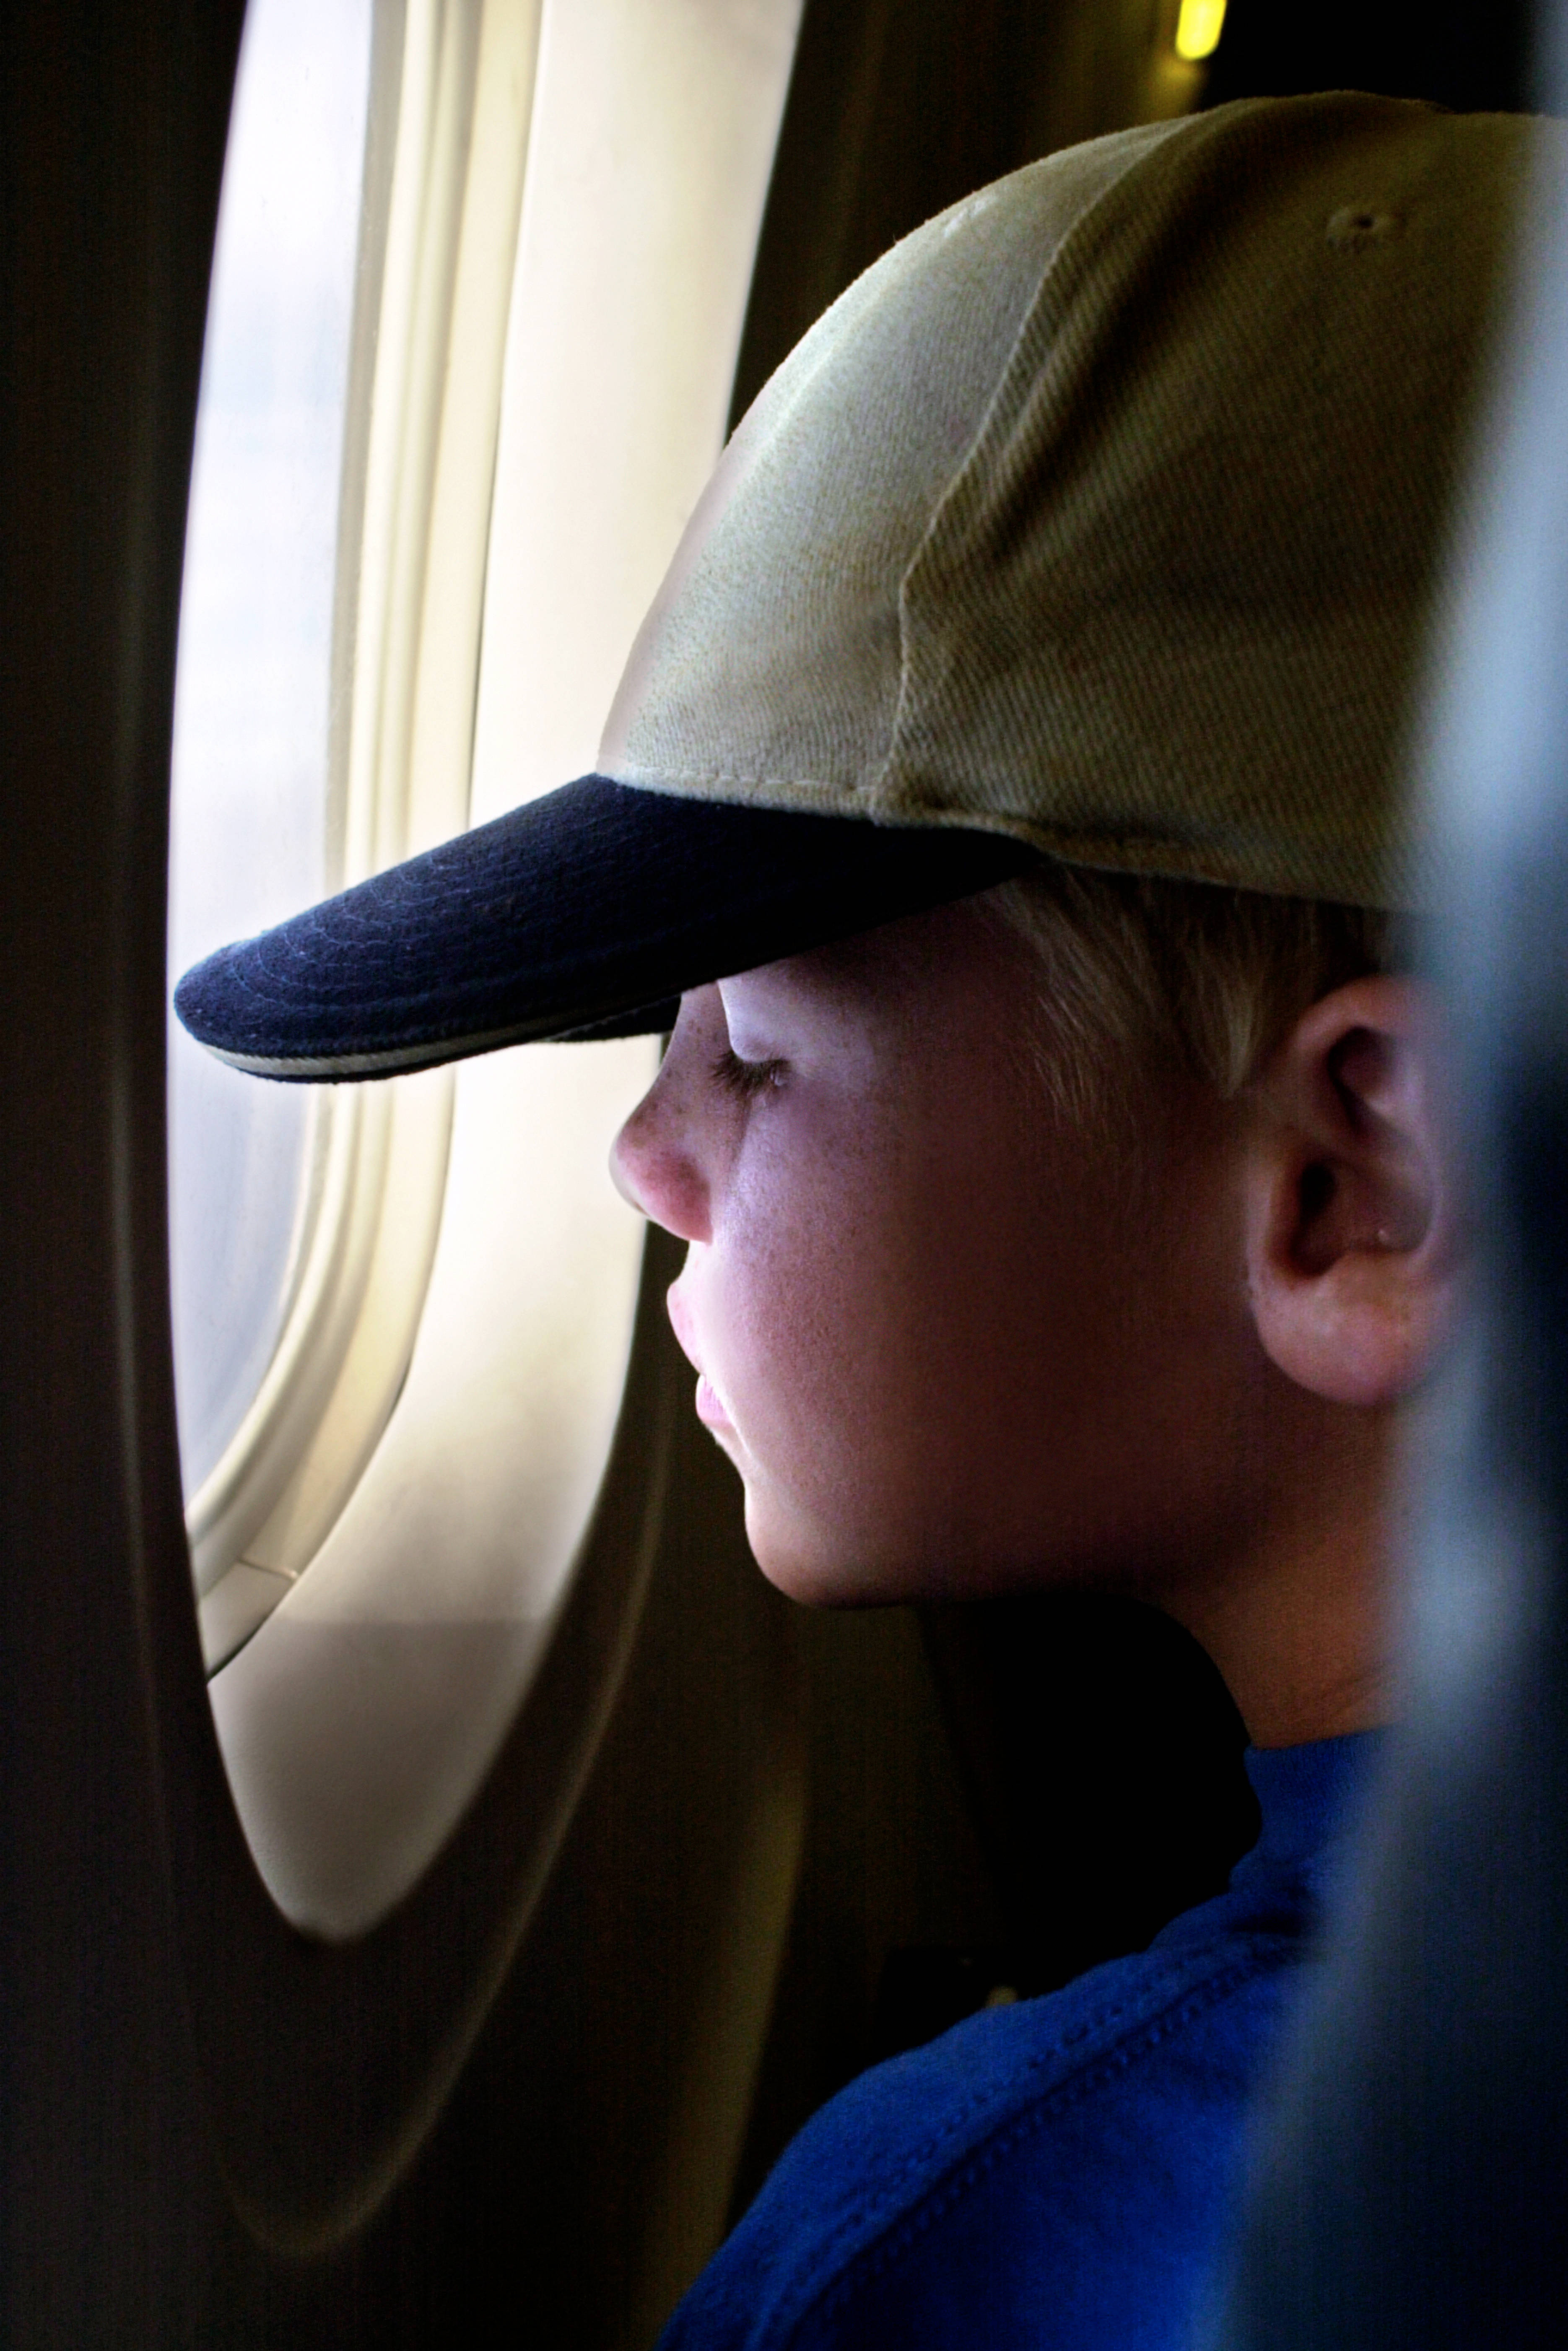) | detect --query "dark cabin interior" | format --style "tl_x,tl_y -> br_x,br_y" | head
0,1 -> 1555,2344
